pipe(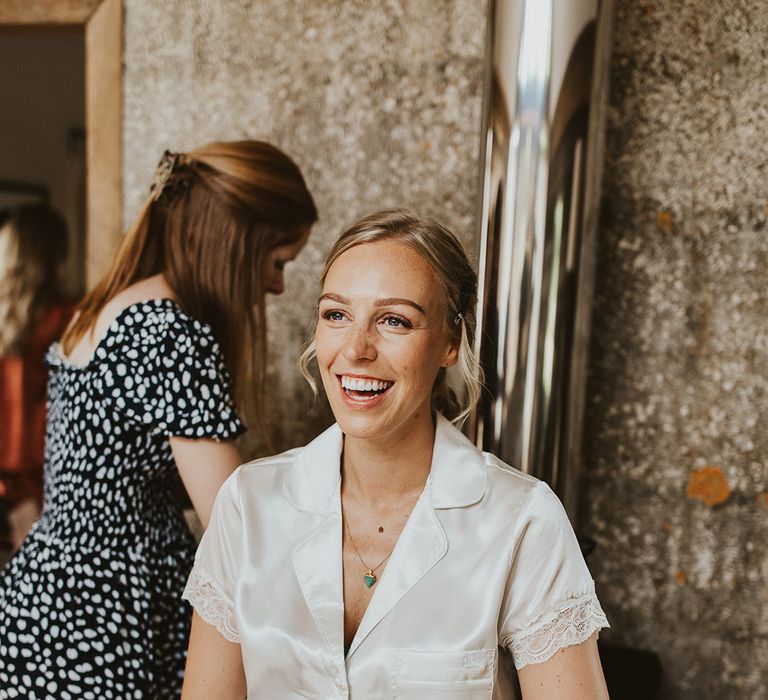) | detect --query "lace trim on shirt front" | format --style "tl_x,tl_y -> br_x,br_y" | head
182,567 -> 240,644
505,591 -> 609,669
